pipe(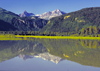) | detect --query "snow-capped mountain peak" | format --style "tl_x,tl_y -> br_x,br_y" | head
19,9 -> 66,19
55,9 -> 60,11
39,9 -> 66,20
